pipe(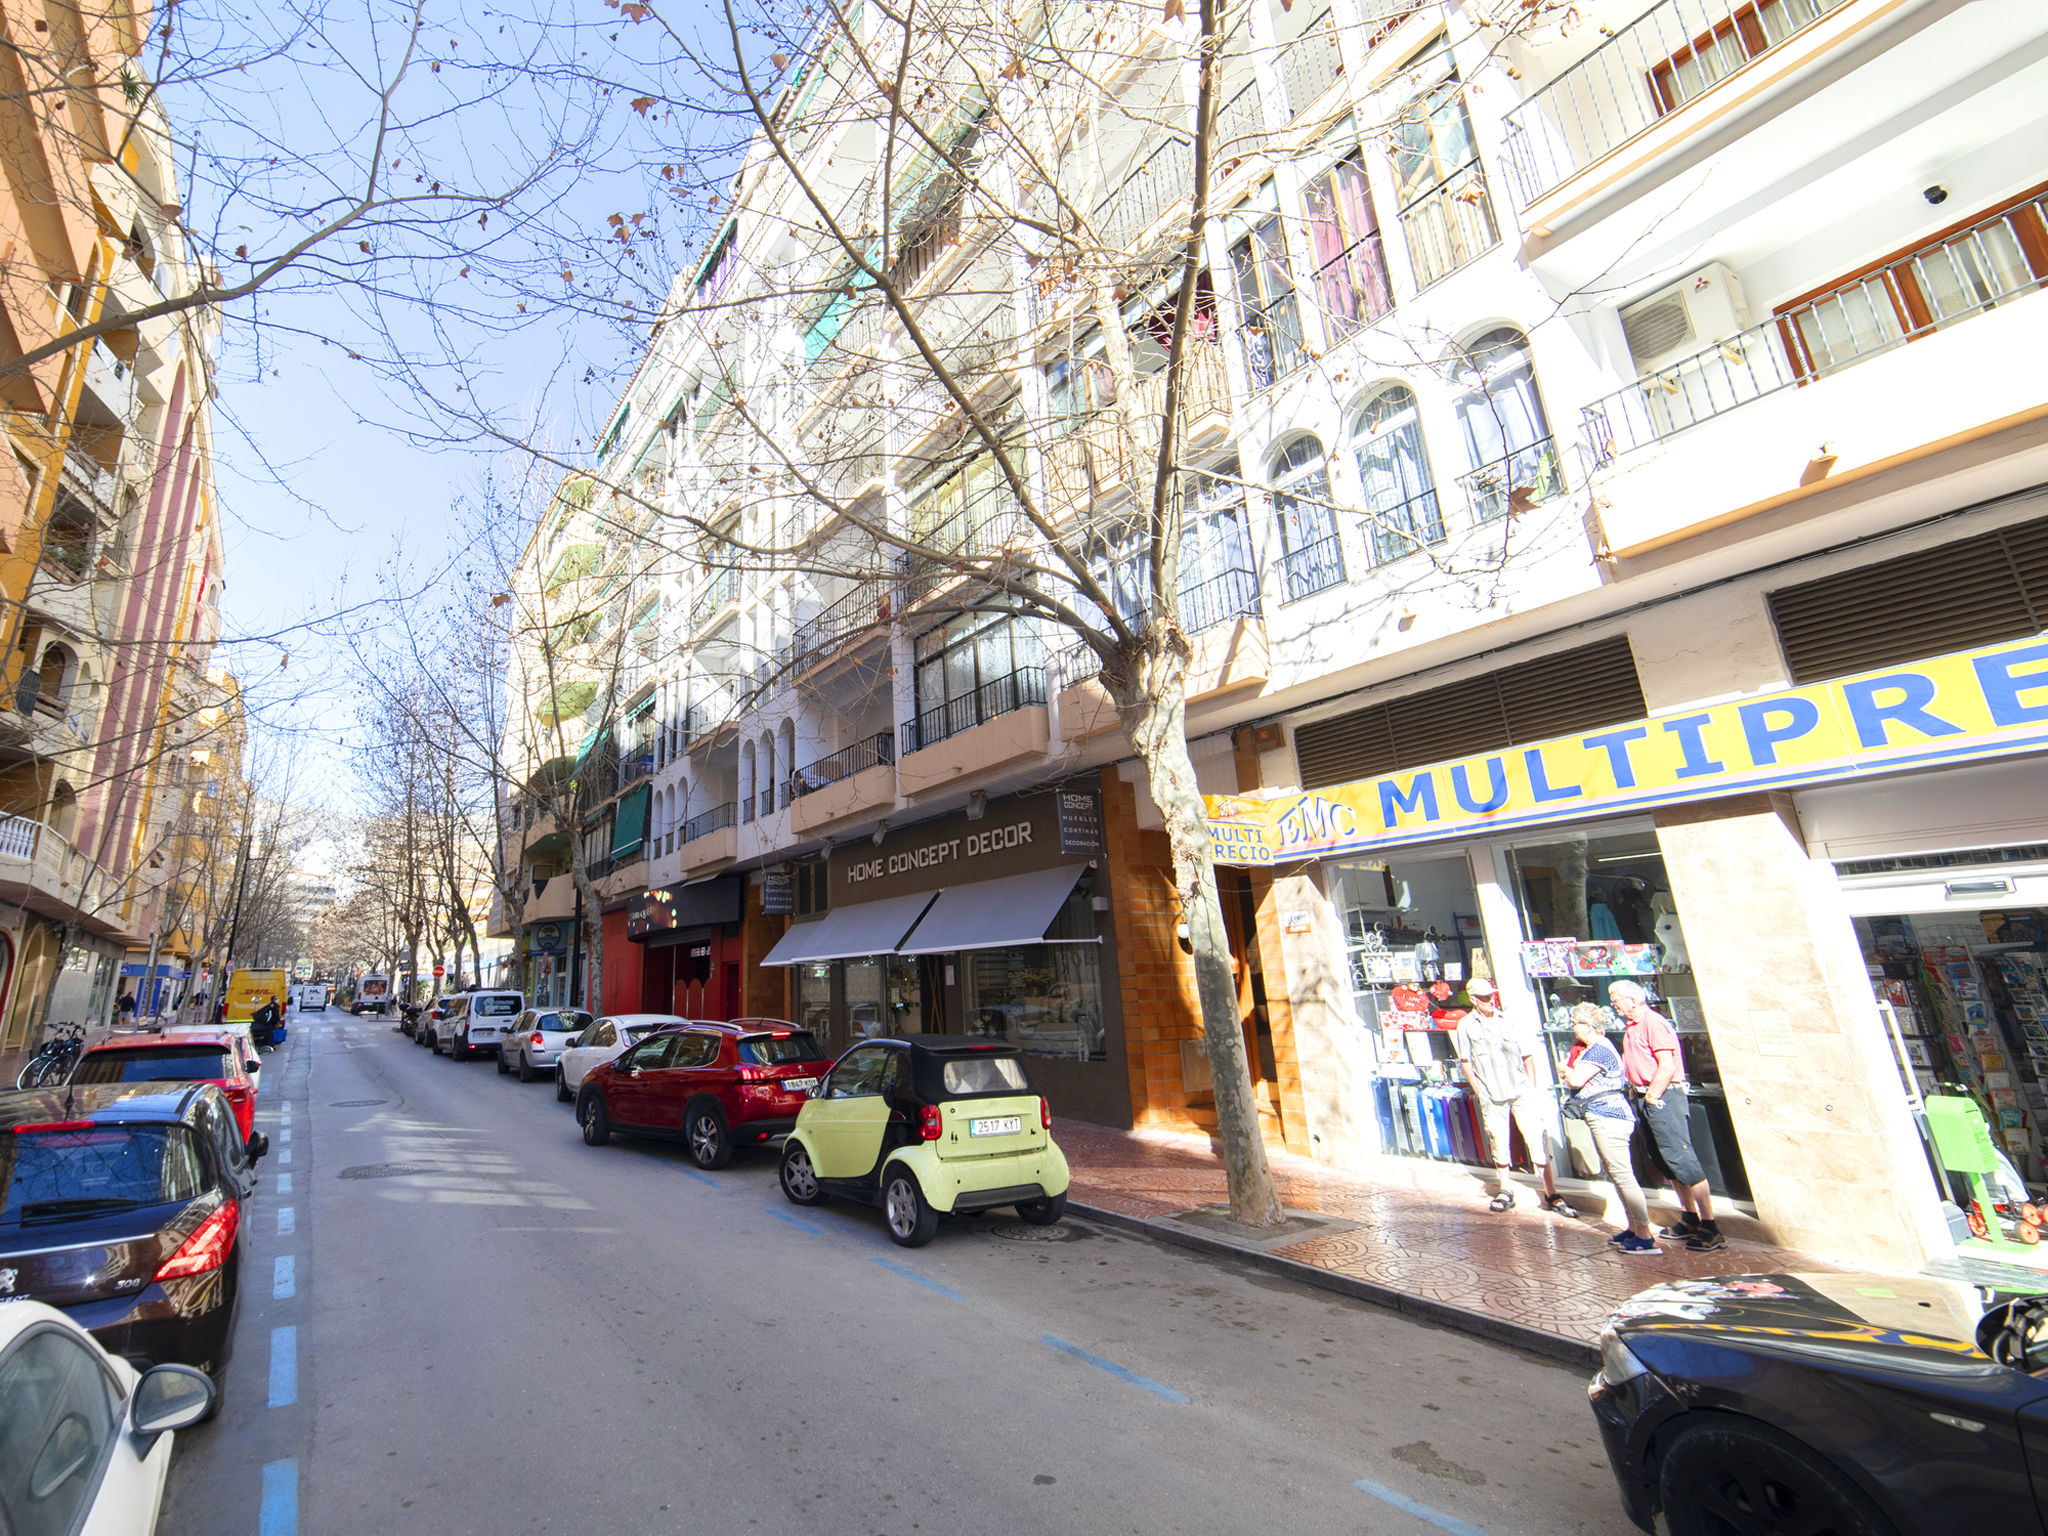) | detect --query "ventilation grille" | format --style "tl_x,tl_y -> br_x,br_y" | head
1833,843 -> 2048,878
1620,293 -> 1694,364
1768,513 -> 2048,684
1293,636 -> 1646,789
